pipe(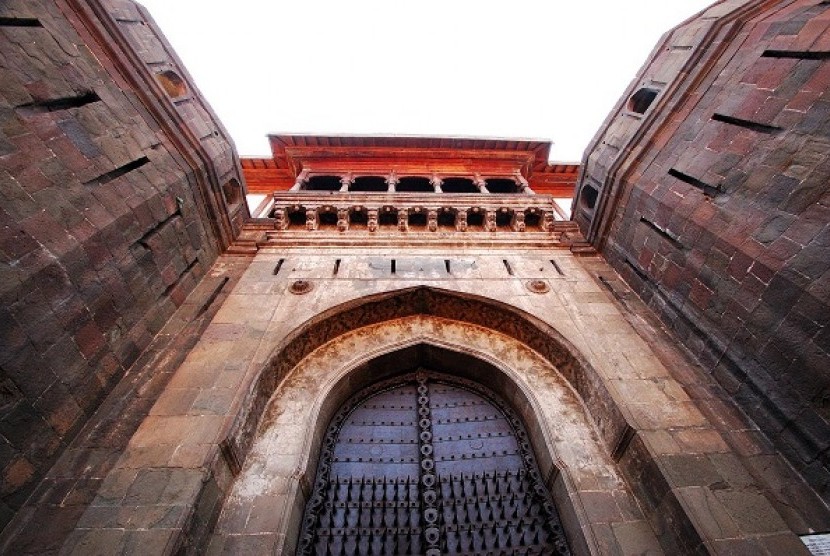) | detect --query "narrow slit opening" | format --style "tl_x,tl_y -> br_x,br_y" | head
668,168 -> 720,197
273,259 -> 285,275
549,260 -> 564,276
444,259 -> 451,274
503,260 -> 514,276
711,113 -> 781,134
333,259 -> 341,276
